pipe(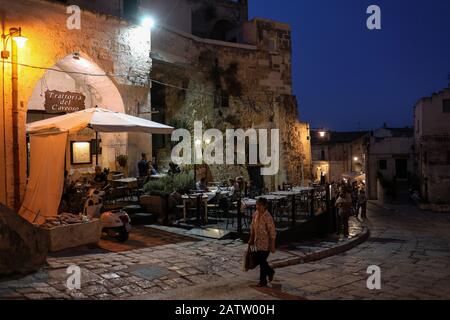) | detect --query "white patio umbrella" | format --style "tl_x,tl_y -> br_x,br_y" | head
27,107 -> 174,164
27,107 -> 174,135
